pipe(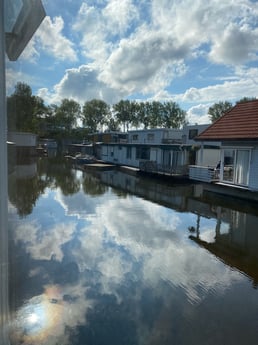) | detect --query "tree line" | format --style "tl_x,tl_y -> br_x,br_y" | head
7,82 -> 256,137
7,82 -> 188,137
208,97 -> 256,123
